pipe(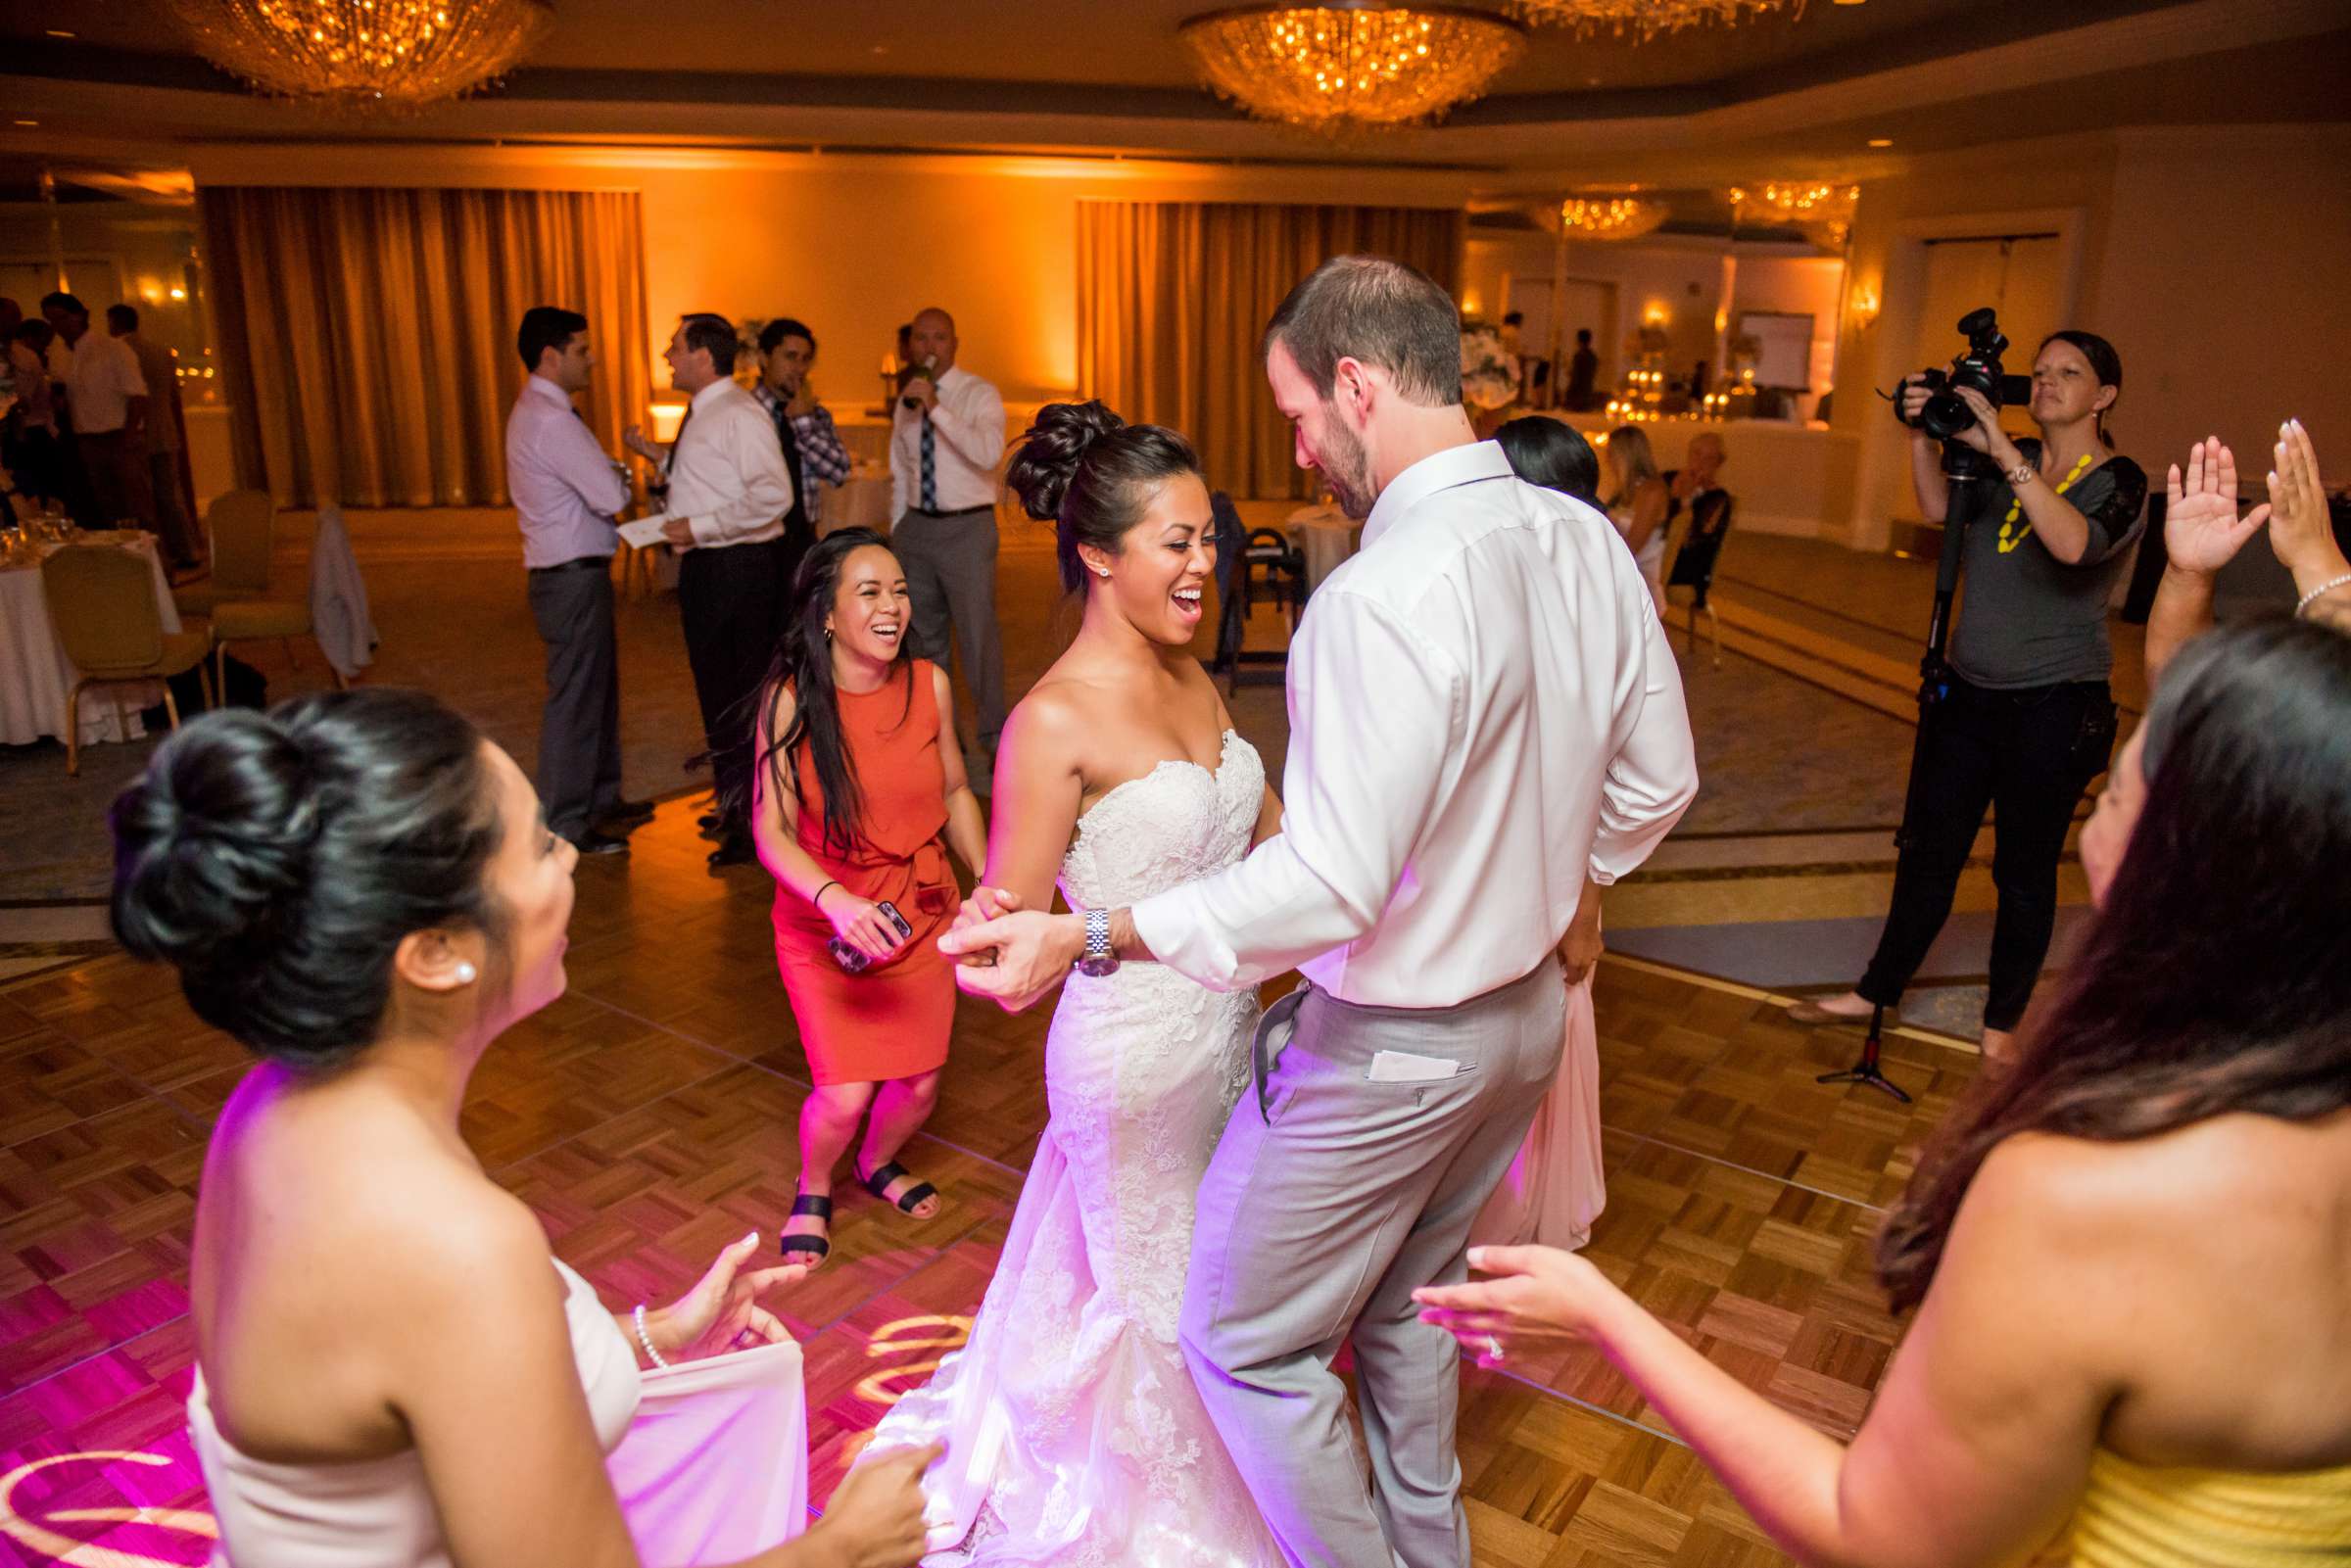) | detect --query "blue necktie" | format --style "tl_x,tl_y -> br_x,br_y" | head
919,414 -> 937,512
